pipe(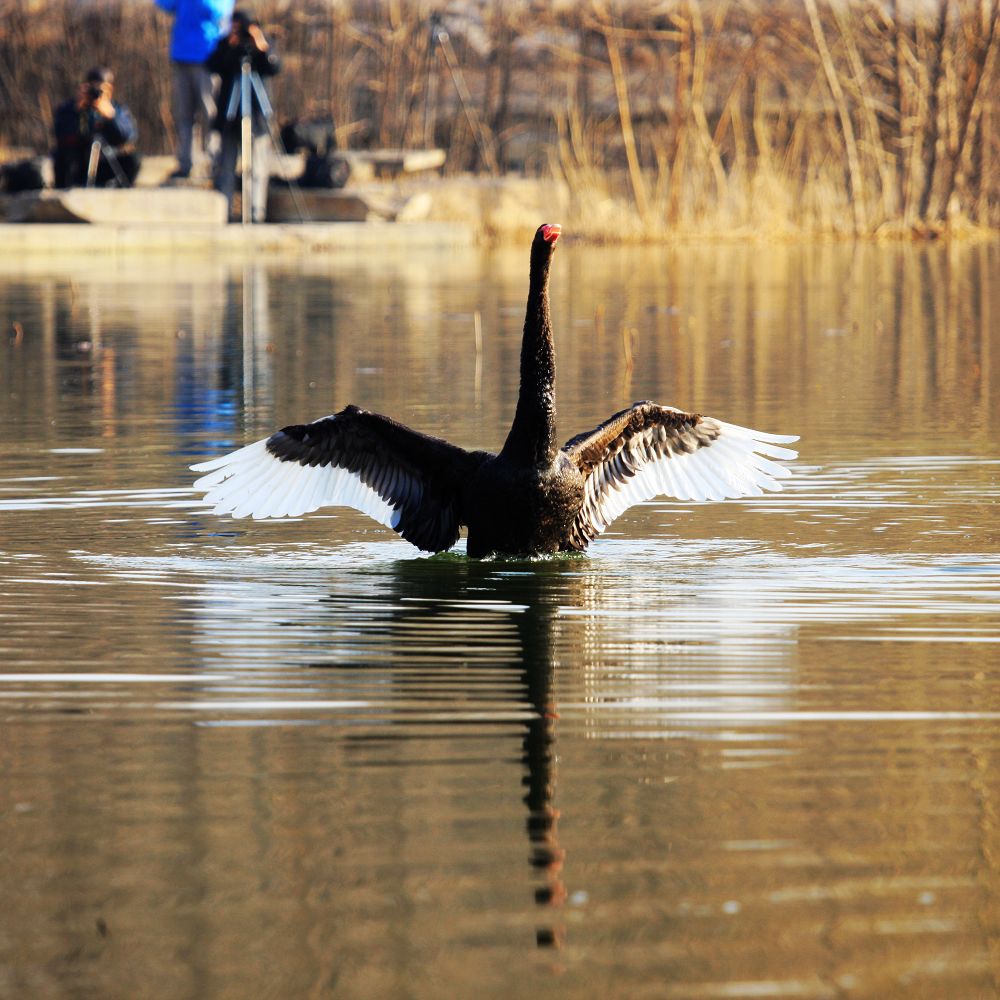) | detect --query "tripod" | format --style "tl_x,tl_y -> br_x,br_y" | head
426,13 -> 498,174
86,136 -> 130,188
224,58 -> 306,224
